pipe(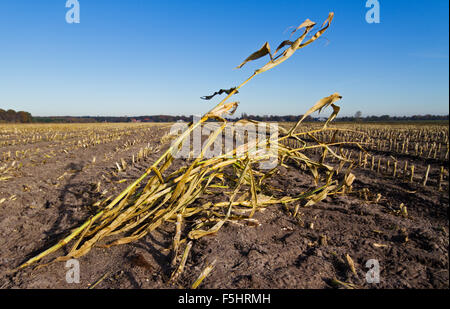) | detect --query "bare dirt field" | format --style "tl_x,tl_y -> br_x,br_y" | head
0,122 -> 448,289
